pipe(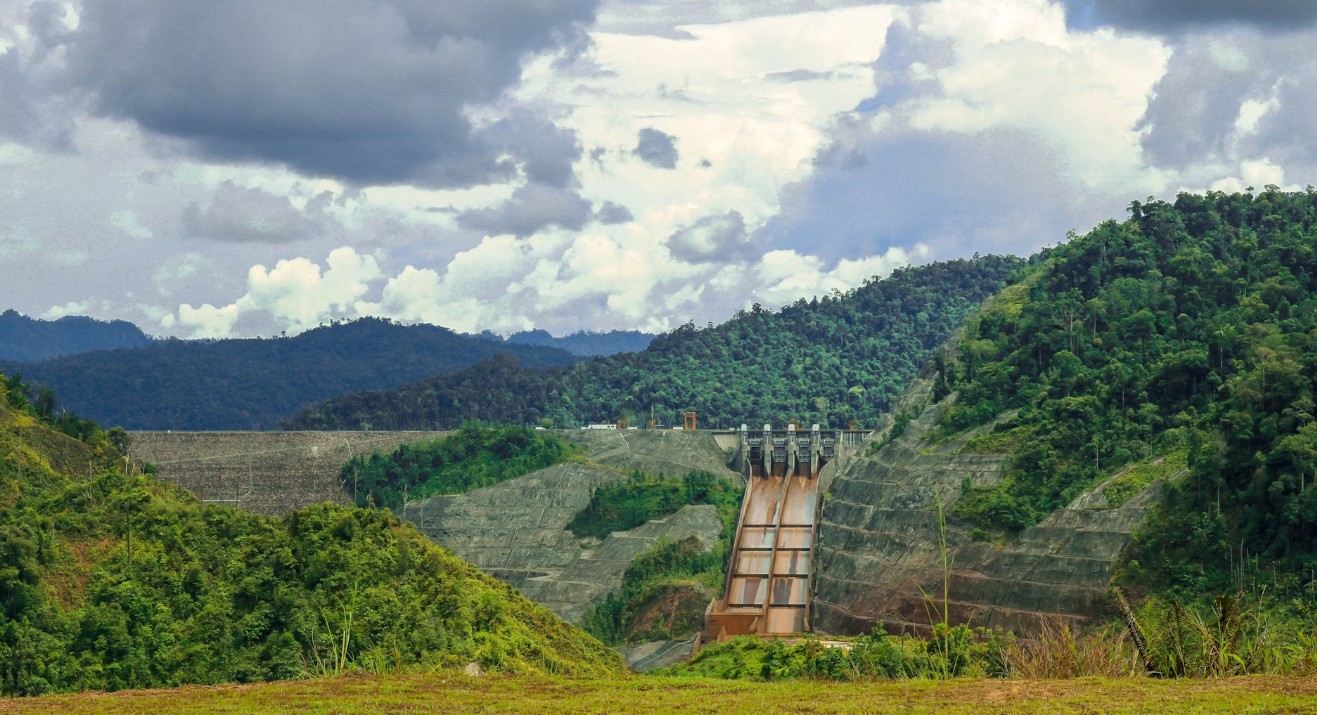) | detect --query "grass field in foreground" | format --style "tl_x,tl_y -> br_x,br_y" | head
2,674 -> 1317,714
